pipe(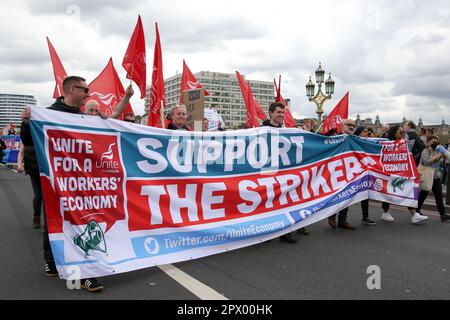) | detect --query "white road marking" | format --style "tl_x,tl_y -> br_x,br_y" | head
158,264 -> 228,300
